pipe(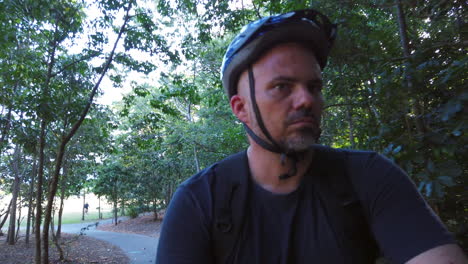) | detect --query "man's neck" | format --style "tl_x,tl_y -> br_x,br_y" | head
247,144 -> 313,194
